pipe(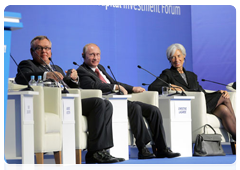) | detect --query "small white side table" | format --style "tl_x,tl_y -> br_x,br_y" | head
61,93 -> 79,164
103,94 -> 131,160
159,95 -> 195,157
5,91 -> 39,164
